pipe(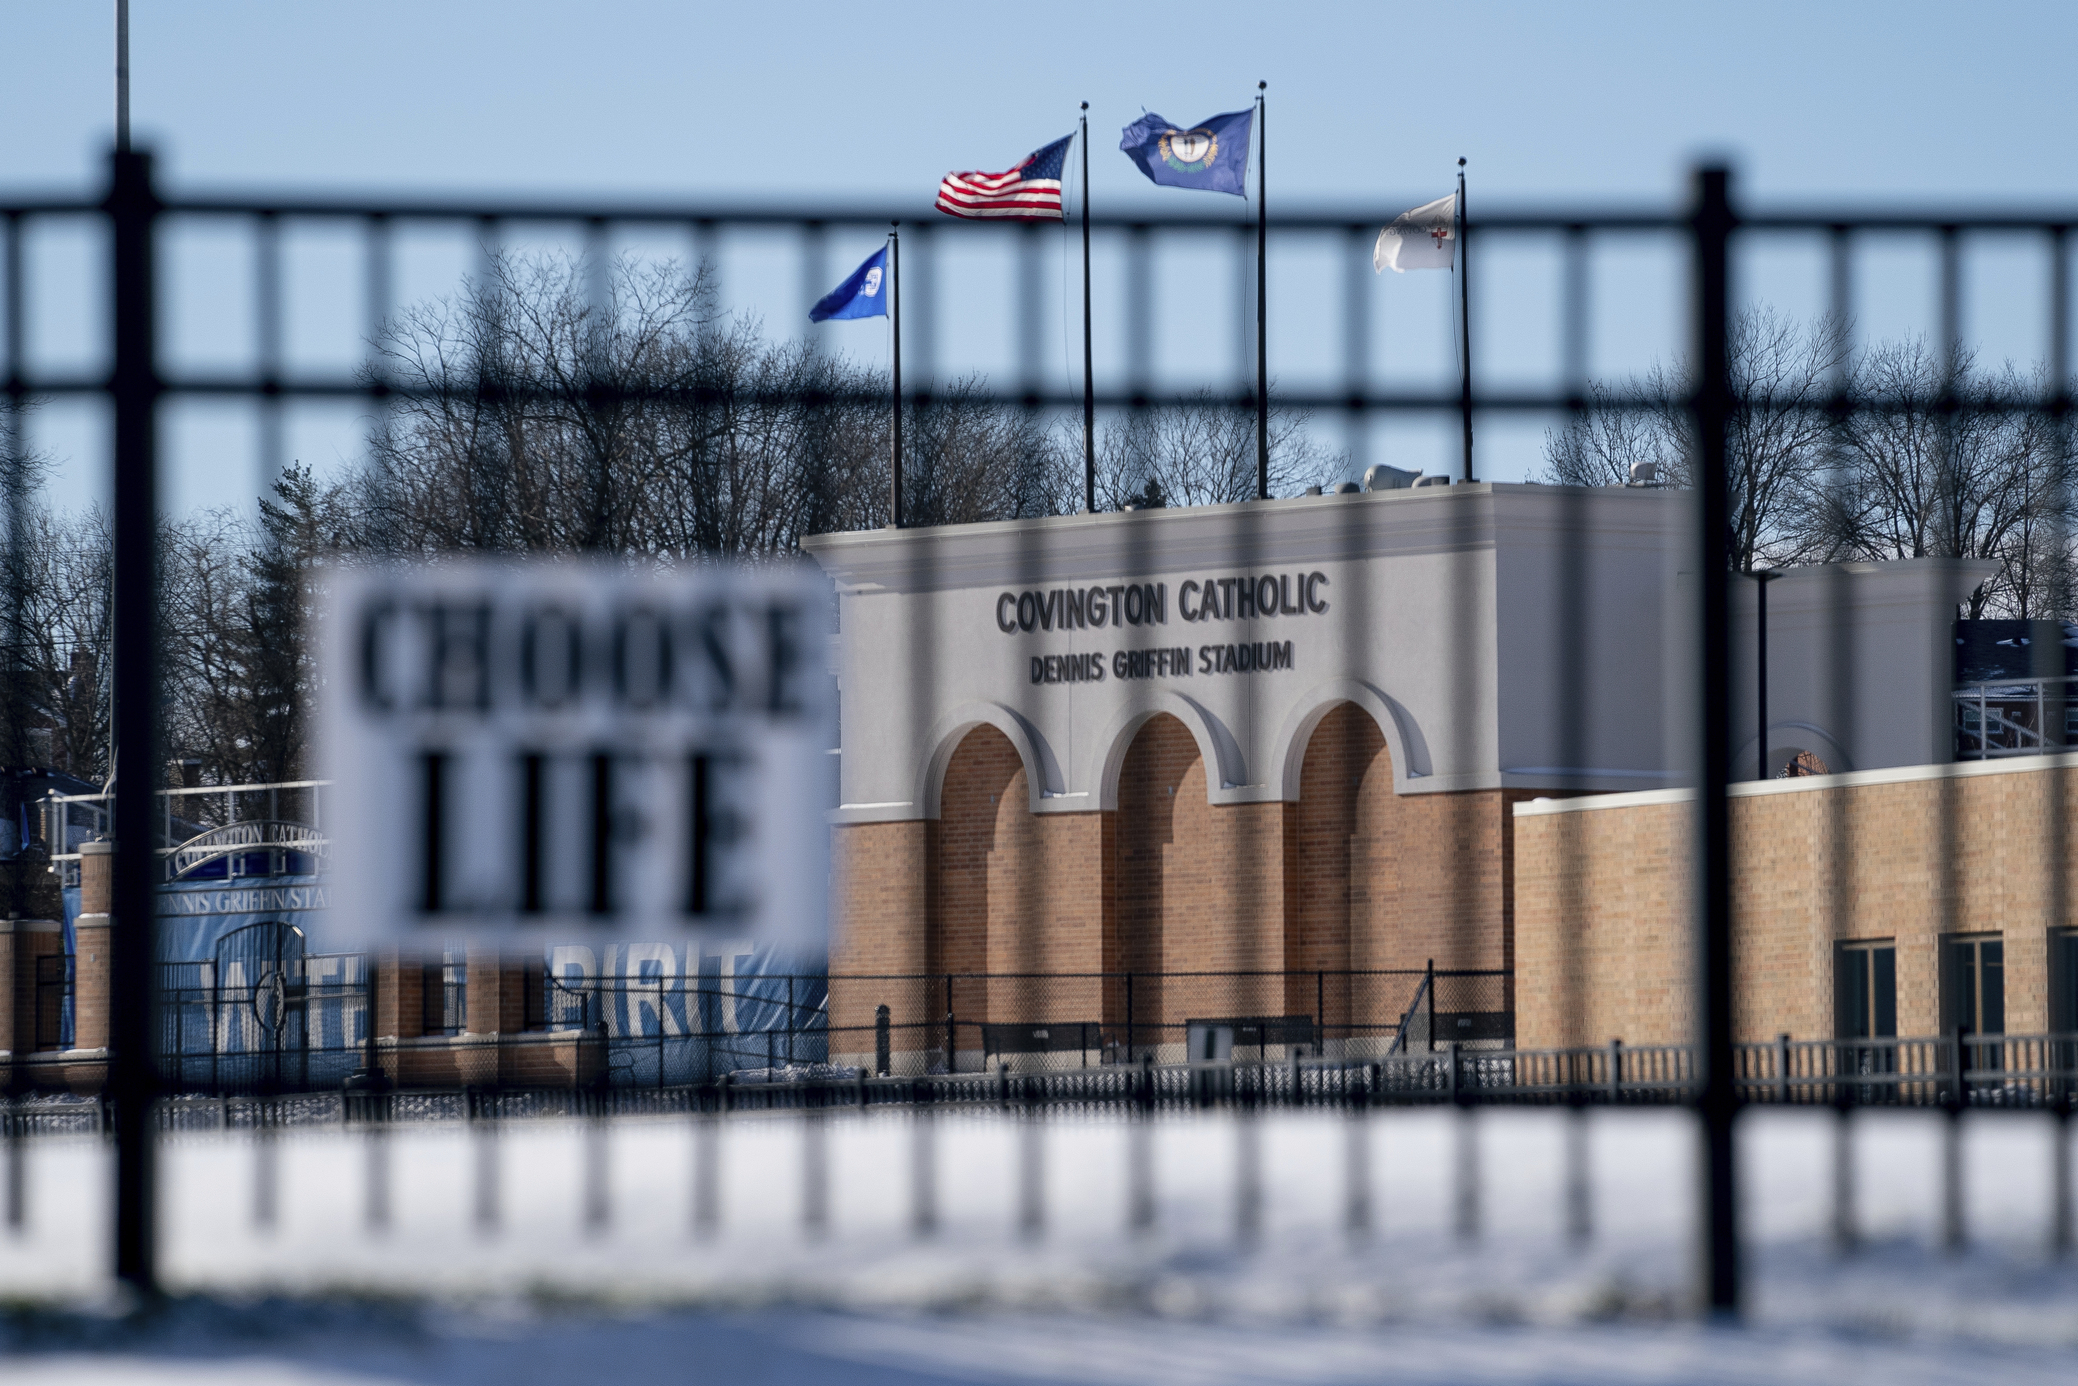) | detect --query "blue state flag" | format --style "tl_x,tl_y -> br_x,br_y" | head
809,246 -> 890,322
1119,108 -> 1254,197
